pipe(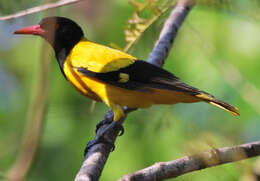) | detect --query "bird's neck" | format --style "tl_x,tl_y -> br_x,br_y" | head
54,44 -> 72,66
52,37 -> 84,76
53,43 -> 72,77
